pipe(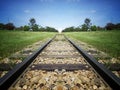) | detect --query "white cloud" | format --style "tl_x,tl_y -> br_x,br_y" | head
90,10 -> 96,13
24,10 -> 31,13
